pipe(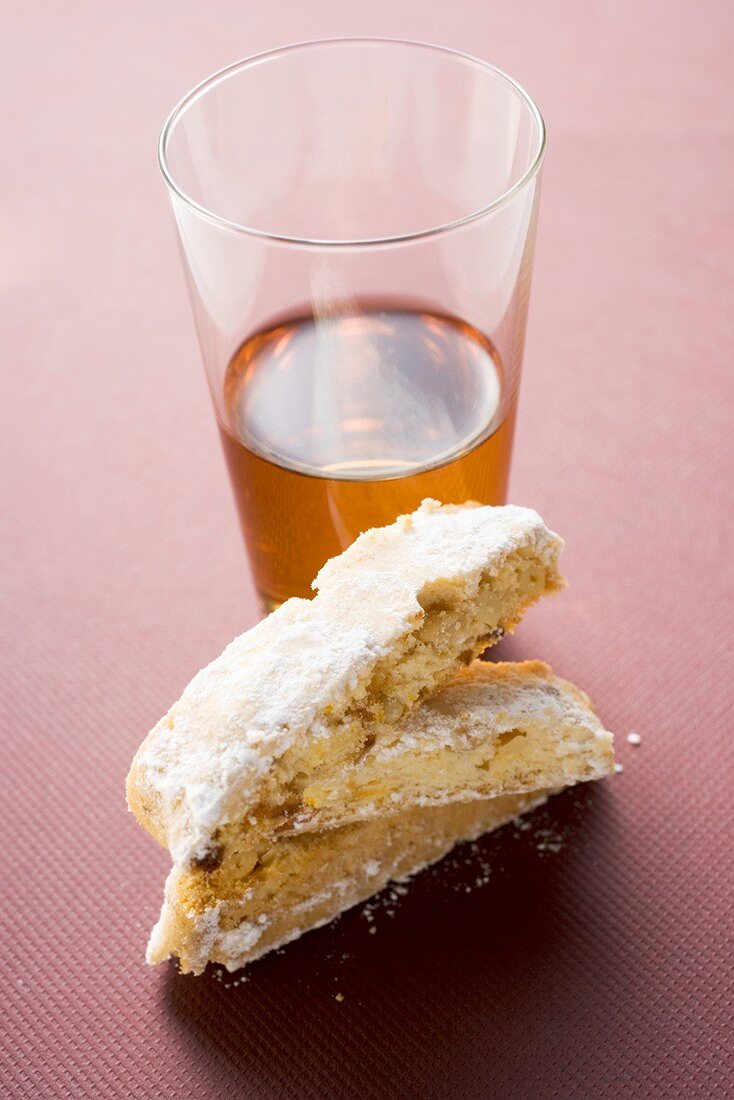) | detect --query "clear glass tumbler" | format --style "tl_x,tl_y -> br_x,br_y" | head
159,38 -> 546,612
